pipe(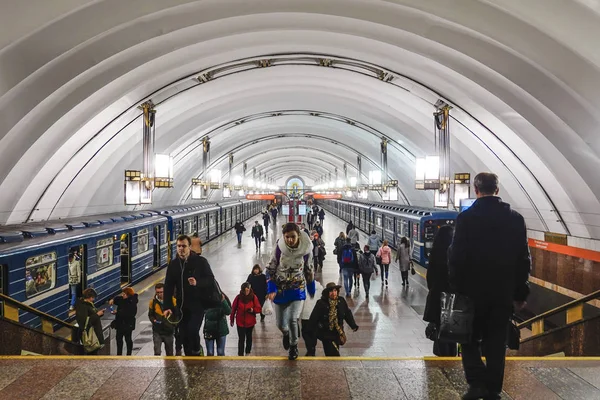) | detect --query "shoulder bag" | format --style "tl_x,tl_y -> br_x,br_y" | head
81,316 -> 102,353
